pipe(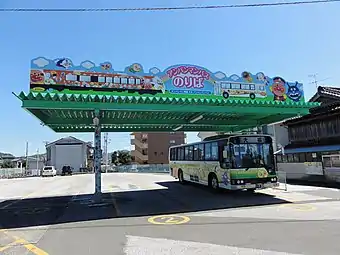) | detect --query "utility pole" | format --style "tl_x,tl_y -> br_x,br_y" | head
309,74 -> 331,91
36,148 -> 39,171
25,142 -> 29,170
103,132 -> 109,173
